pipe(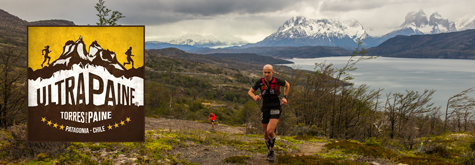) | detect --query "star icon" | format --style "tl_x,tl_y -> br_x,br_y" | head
60,125 -> 64,130
114,123 -> 119,128
41,117 -> 46,122
126,117 -> 131,122
120,120 -> 125,126
53,123 -> 58,128
47,121 -> 52,126
108,125 -> 113,130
